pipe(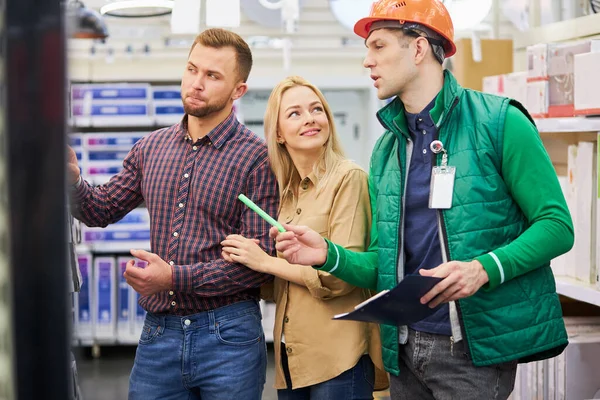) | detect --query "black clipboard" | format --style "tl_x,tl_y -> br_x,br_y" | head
333,274 -> 444,326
